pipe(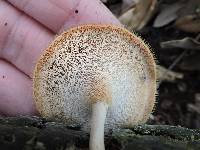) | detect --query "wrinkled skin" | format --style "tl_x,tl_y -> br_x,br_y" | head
0,0 -> 120,116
